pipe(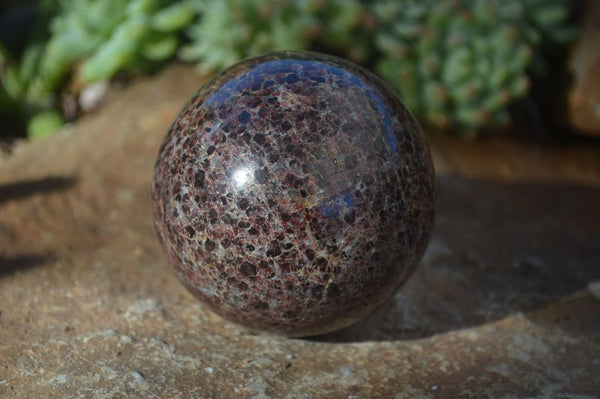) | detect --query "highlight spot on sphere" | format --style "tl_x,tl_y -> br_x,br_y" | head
152,51 -> 435,337
232,167 -> 254,188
